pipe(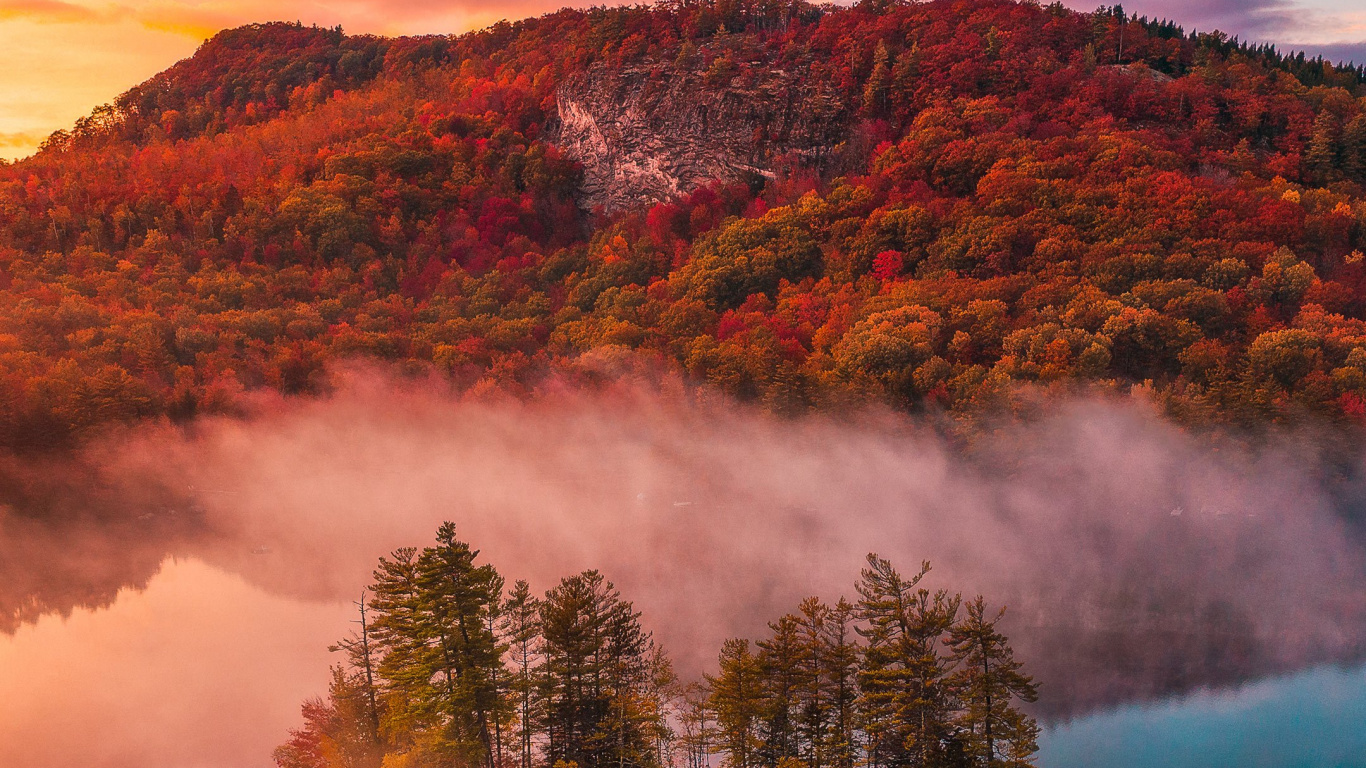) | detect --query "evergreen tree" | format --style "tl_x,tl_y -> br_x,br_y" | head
794,599 -> 832,768
540,570 -> 660,768
488,572 -> 512,768
863,41 -> 892,114
946,598 -> 1039,768
502,579 -> 543,768
367,524 -> 507,767
1342,114 -> 1366,181
707,639 -> 764,768
282,535 -> 1043,768
819,599 -> 861,768
856,555 -> 961,768
889,44 -> 920,115
756,615 -> 805,767
367,546 -> 437,749
414,522 -> 506,767
678,681 -> 714,768
643,645 -> 682,768
1306,111 -> 1340,181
